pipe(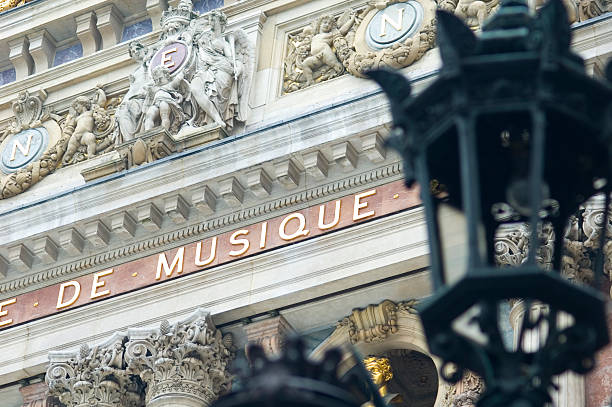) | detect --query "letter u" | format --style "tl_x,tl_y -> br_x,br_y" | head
318,200 -> 341,230
195,237 -> 218,267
